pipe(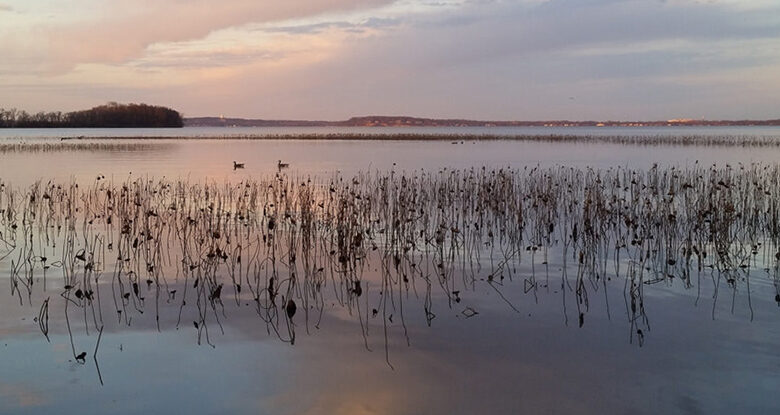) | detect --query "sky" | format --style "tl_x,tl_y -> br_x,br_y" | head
1,0 -> 779,120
